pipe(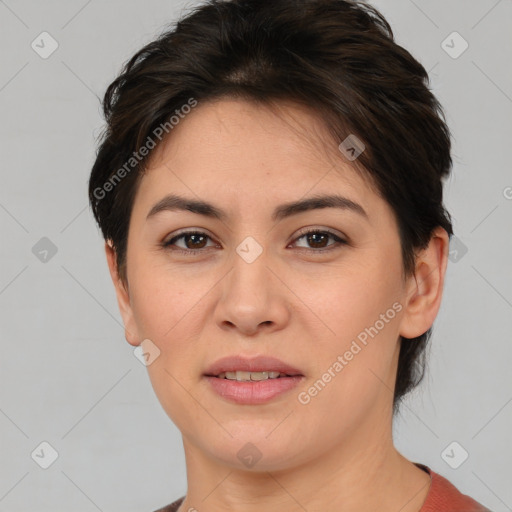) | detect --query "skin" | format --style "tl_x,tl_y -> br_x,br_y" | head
105,98 -> 449,512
